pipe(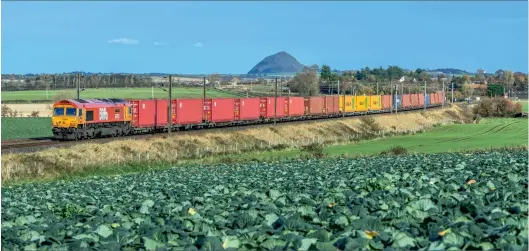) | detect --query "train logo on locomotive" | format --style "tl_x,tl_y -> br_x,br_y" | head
99,108 -> 108,120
